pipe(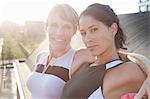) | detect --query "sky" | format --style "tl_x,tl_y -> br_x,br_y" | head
0,0 -> 139,25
